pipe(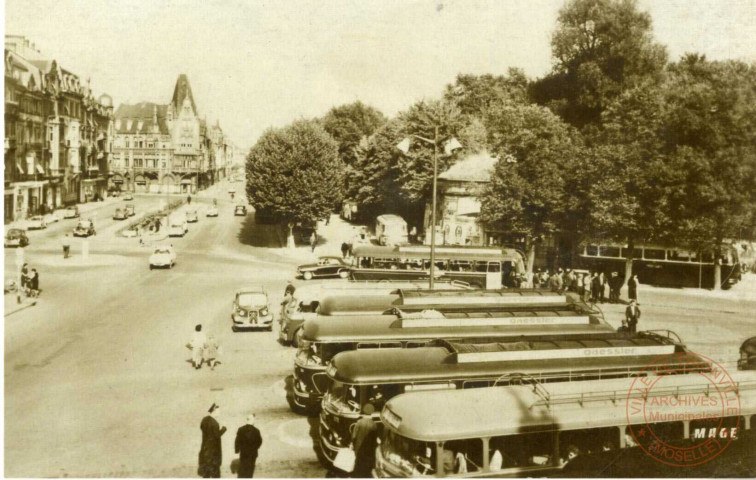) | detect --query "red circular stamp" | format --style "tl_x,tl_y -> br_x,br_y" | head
625,352 -> 741,467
